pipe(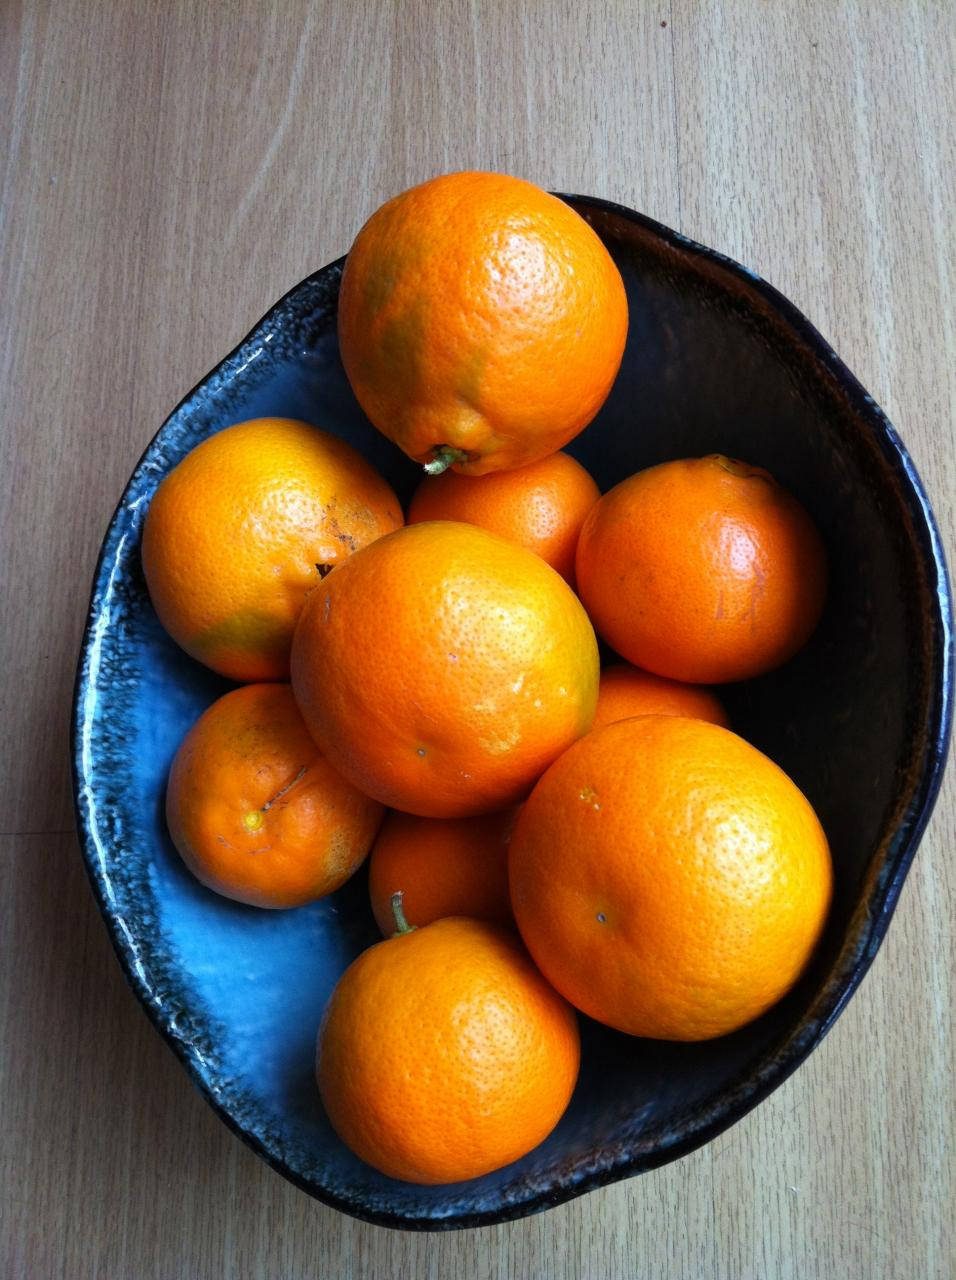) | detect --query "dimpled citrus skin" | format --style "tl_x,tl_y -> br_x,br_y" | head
575,455 -> 827,684
368,808 -> 517,936
165,684 -> 384,908
316,917 -> 580,1184
508,715 -> 833,1041
592,662 -> 729,732
290,521 -> 600,818
408,451 -> 600,584
337,172 -> 629,475
141,417 -> 403,681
